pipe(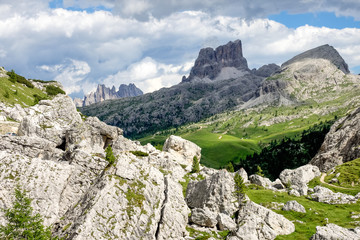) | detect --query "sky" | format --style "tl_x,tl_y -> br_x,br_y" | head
1,0 -> 360,98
